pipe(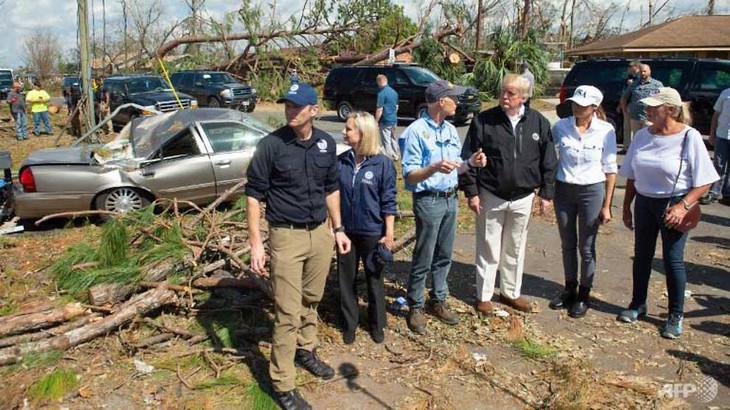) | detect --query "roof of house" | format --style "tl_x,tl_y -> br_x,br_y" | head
567,15 -> 730,55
